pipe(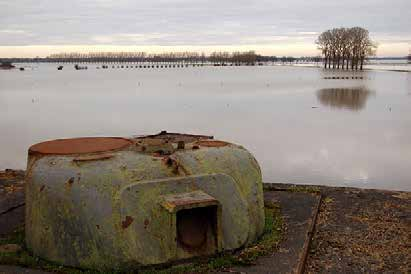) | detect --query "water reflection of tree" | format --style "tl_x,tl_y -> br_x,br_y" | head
316,87 -> 374,111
